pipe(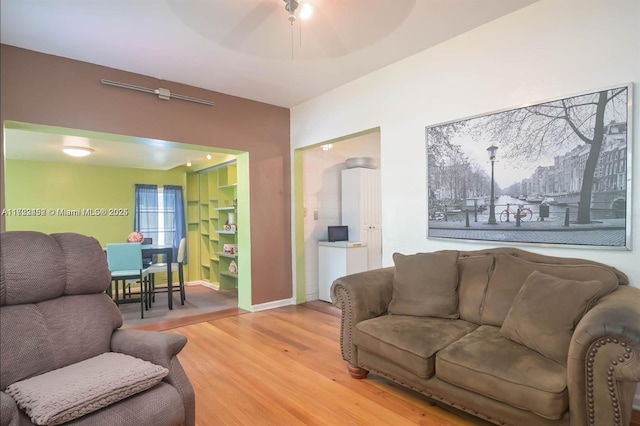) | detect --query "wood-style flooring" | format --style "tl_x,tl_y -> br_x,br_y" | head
150,302 -> 488,425
135,302 -> 640,426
